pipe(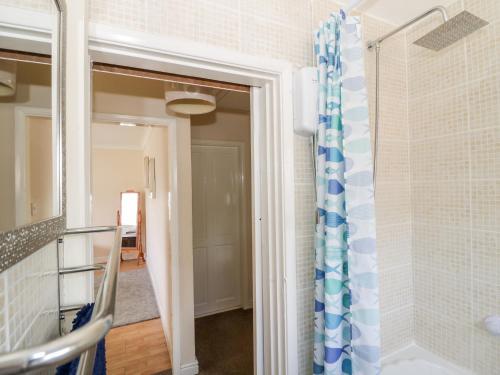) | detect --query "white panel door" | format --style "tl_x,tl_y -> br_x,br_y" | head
192,143 -> 242,317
